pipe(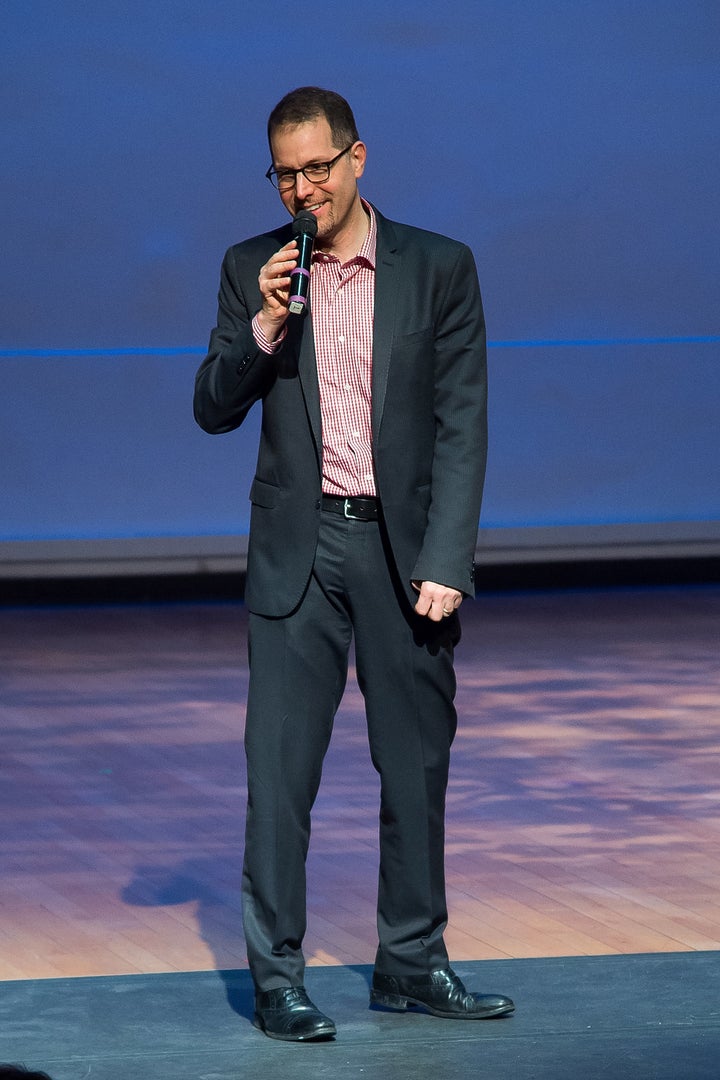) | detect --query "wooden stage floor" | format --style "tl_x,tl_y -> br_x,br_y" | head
2,583 -> 720,981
